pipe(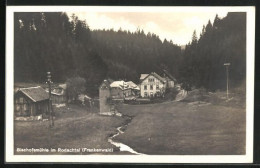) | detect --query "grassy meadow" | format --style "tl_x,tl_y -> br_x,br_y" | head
115,90 -> 246,155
